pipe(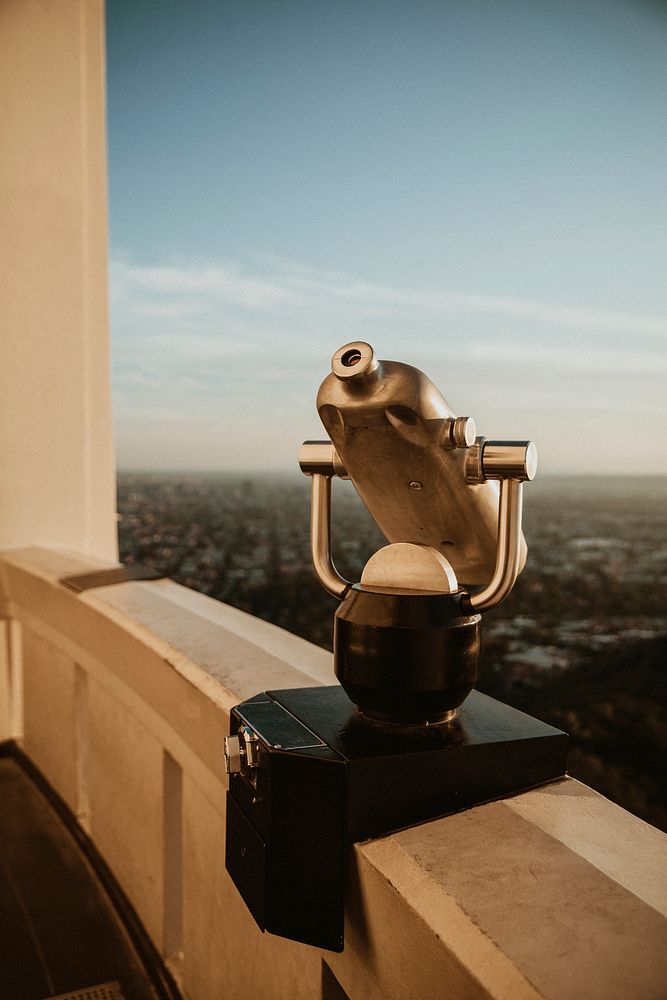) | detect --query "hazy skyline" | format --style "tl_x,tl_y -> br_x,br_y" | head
107,0 -> 666,474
